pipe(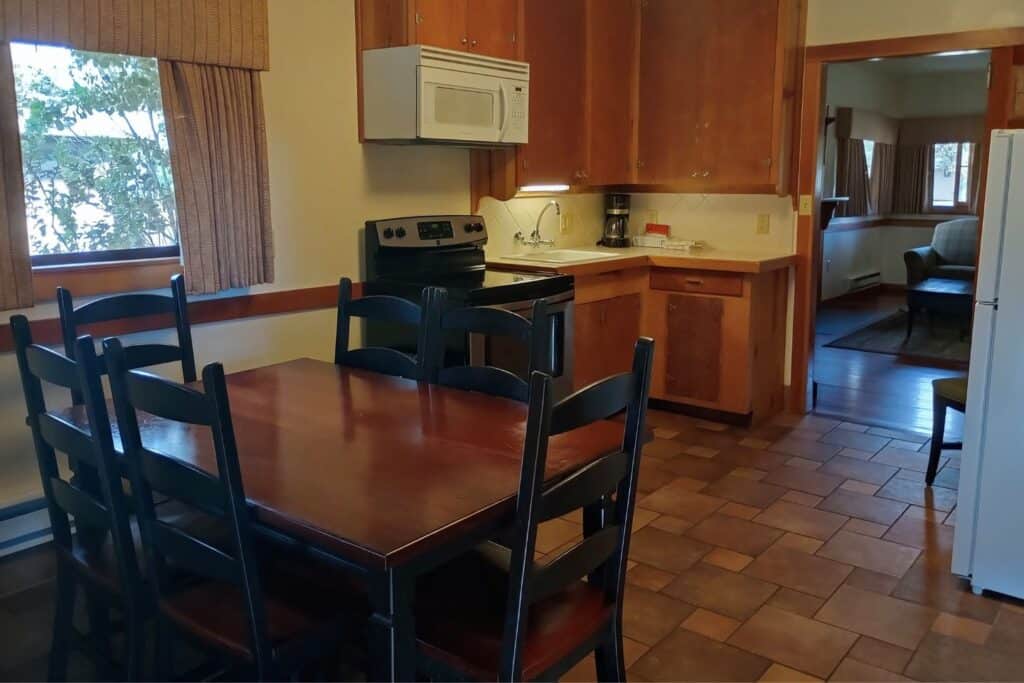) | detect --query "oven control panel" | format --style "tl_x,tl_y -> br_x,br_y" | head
368,215 -> 487,248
